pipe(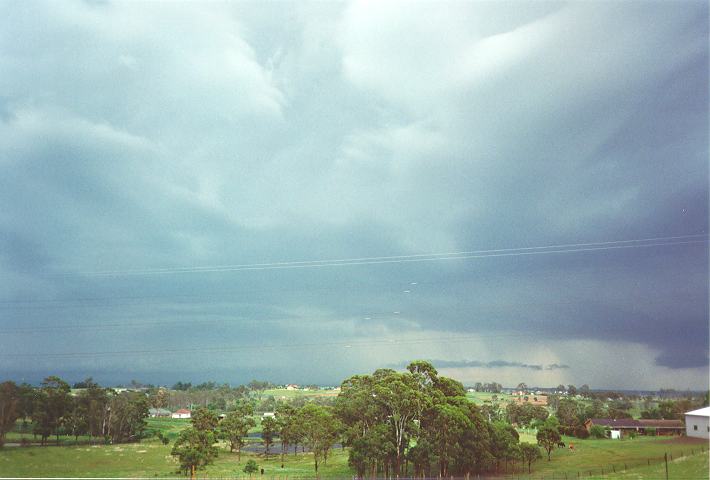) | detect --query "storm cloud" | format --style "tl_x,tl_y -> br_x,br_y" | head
390,359 -> 571,371
0,1 -> 707,390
